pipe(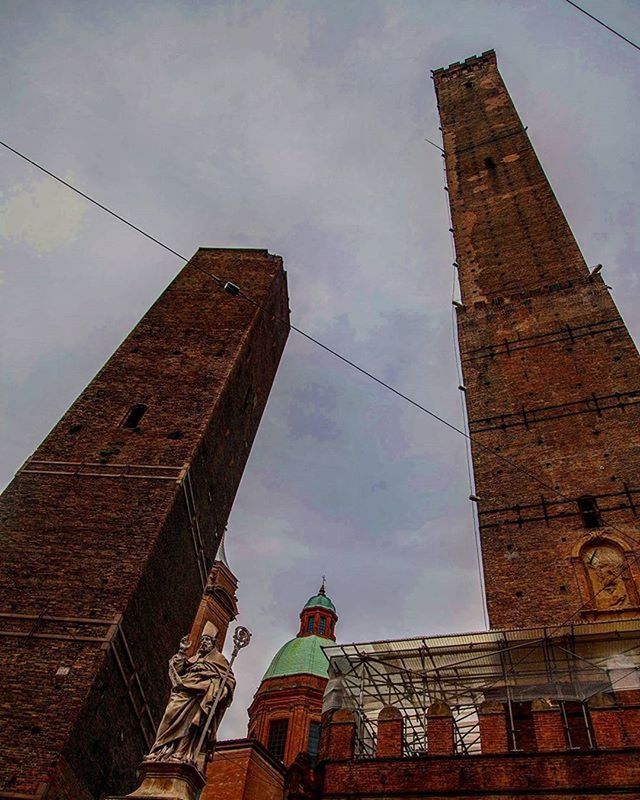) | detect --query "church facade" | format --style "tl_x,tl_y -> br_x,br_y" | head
203,587 -> 338,800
